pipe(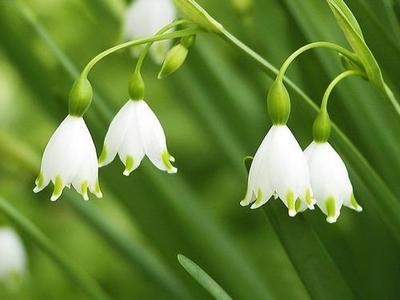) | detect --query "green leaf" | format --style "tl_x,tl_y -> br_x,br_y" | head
326,0 -> 385,89
177,255 -> 232,300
